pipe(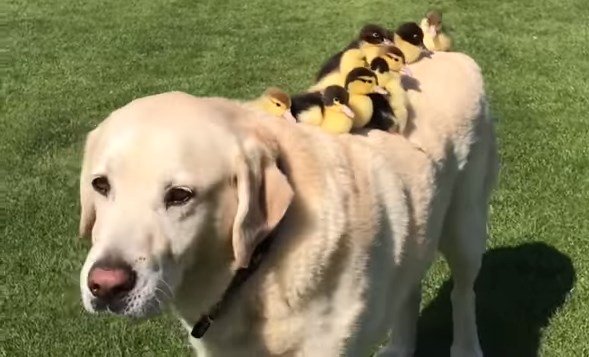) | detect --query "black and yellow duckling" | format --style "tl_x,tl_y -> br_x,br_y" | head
290,86 -> 355,134
290,91 -> 324,126
251,87 -> 297,122
345,67 -> 388,129
364,57 -> 396,132
319,85 -> 355,134
393,22 -> 427,64
315,24 -> 393,82
355,24 -> 395,64
309,48 -> 366,91
367,50 -> 410,133
383,45 -> 411,77
419,10 -> 452,52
